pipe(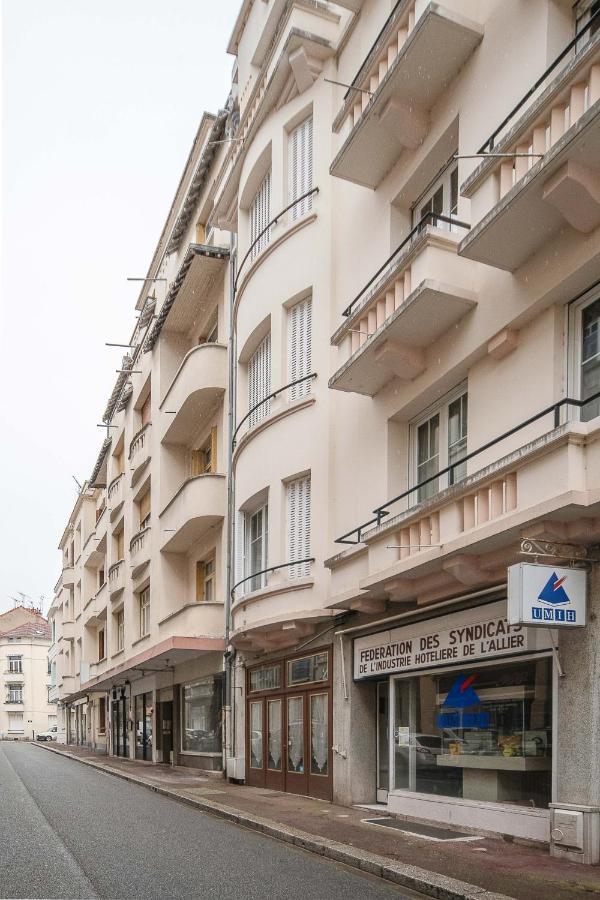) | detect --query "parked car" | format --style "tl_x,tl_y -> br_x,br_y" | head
36,725 -> 58,742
